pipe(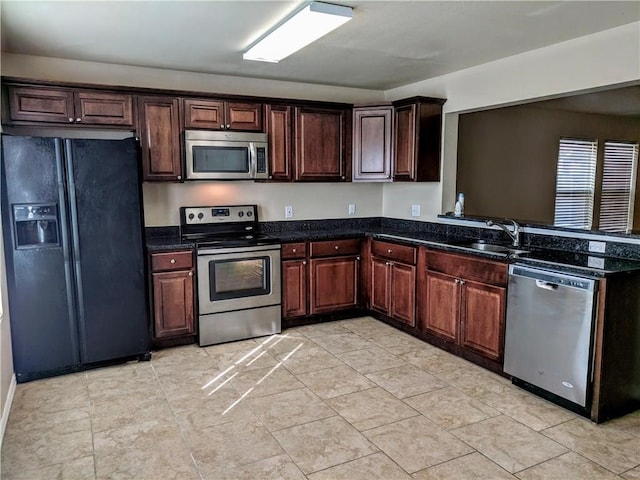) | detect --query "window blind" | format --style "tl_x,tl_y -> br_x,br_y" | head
553,138 -> 597,229
598,141 -> 638,233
